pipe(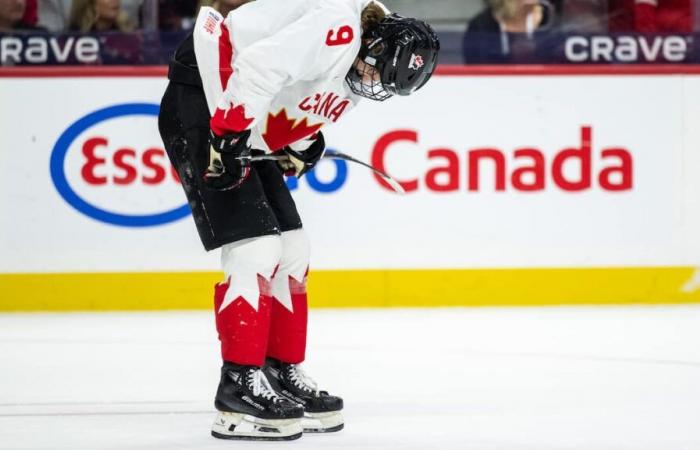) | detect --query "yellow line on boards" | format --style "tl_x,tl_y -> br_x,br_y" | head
0,267 -> 699,312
